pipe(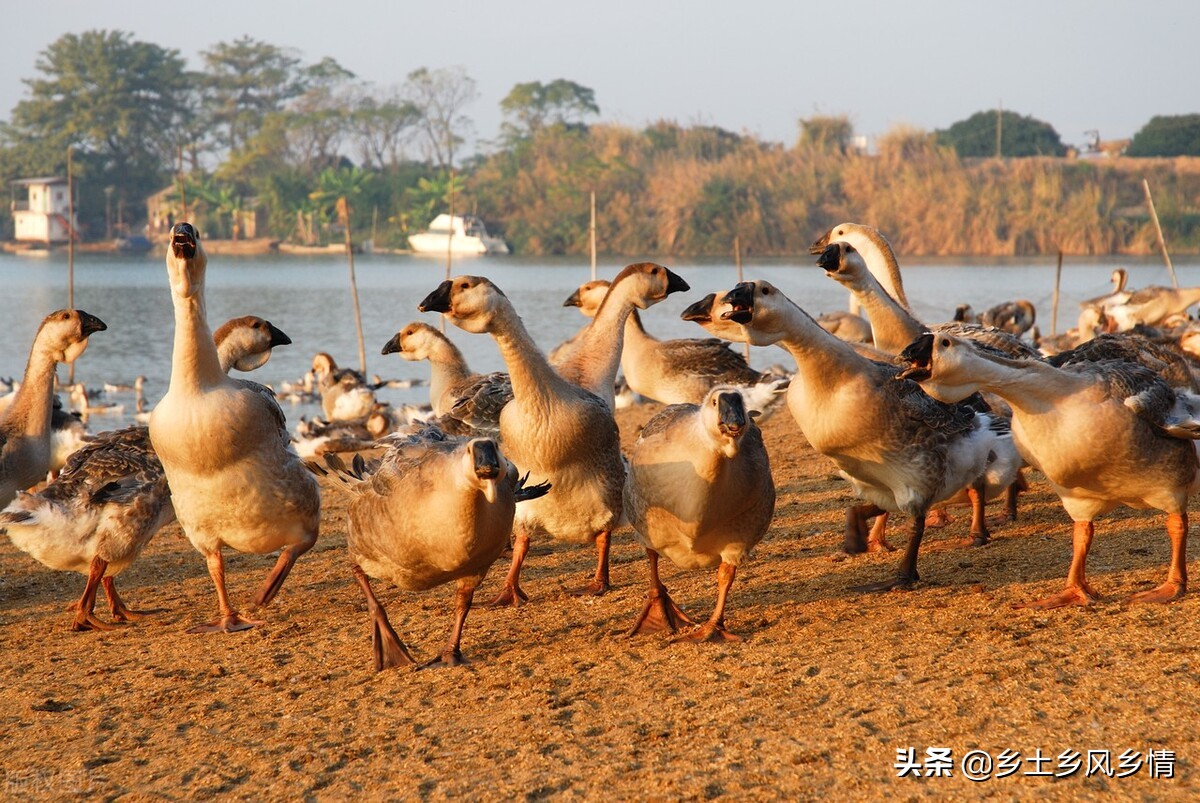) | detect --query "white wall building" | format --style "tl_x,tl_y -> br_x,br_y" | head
11,177 -> 75,243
